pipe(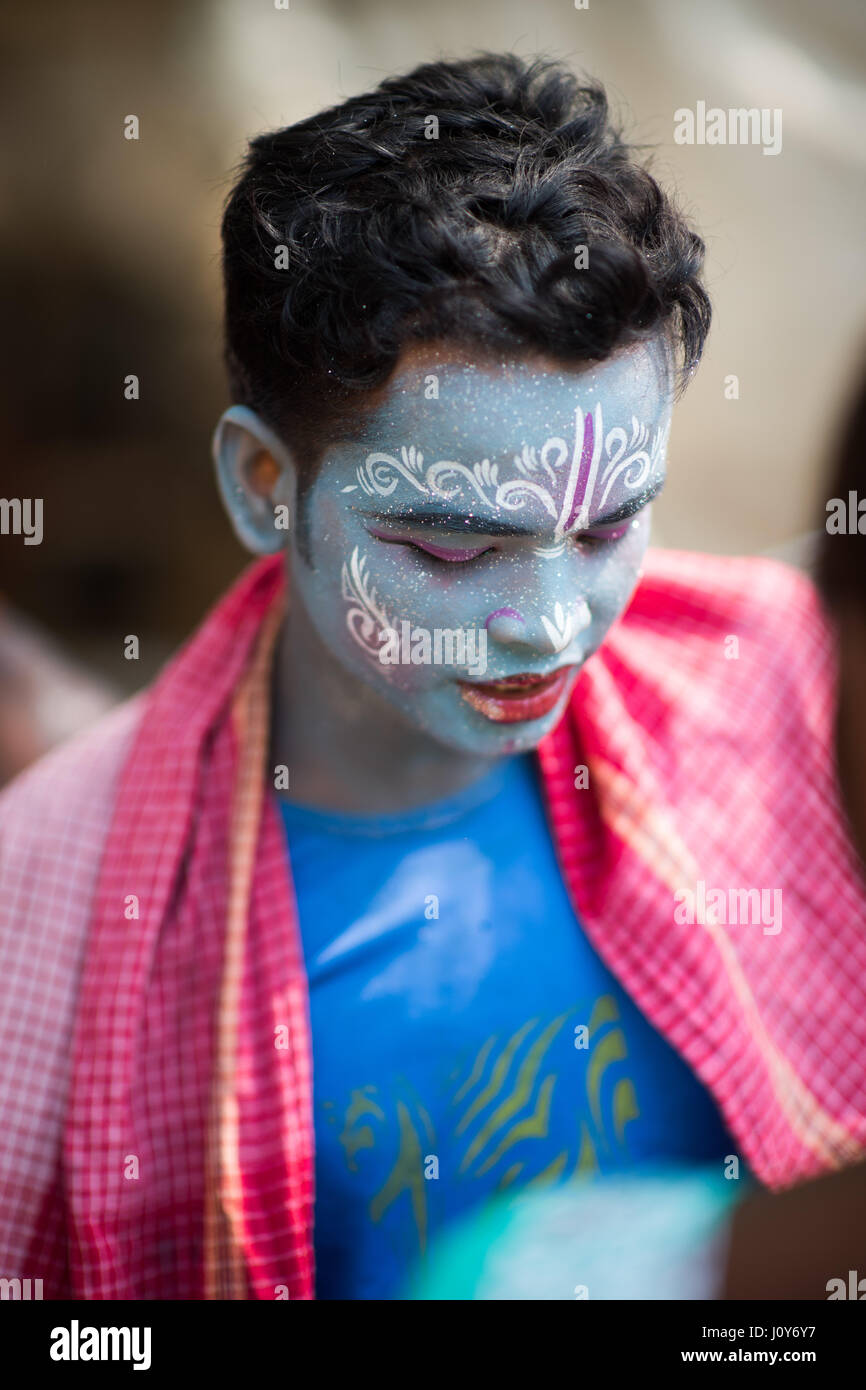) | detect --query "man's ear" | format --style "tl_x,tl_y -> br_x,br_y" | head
212,405 -> 297,555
